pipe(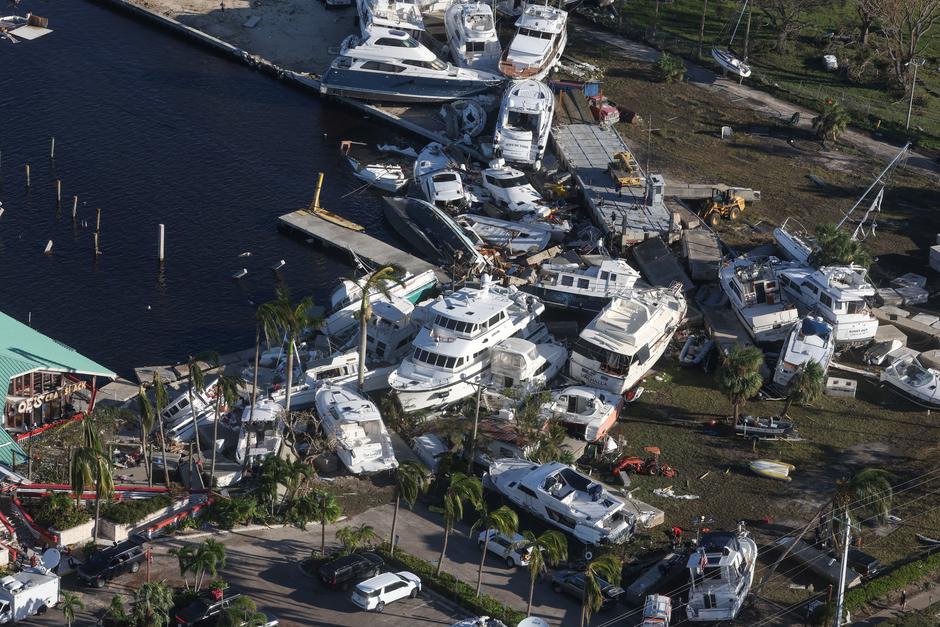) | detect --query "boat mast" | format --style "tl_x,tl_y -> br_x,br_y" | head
729,0 -> 749,46
836,142 -> 910,231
